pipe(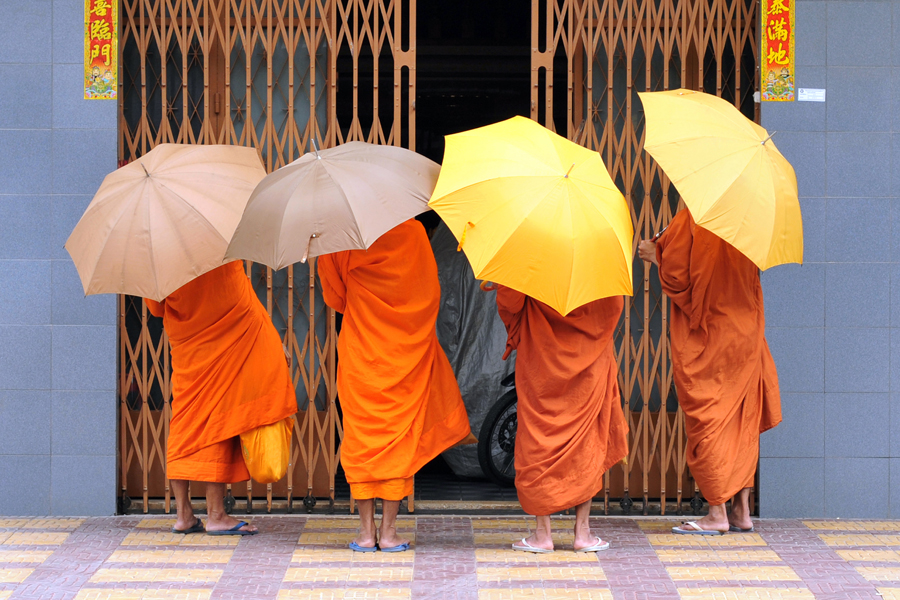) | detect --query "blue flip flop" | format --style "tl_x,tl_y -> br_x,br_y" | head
171,517 -> 204,534
207,521 -> 257,536
349,541 -> 378,552
729,525 -> 755,533
379,542 -> 411,553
